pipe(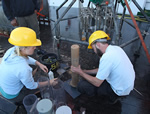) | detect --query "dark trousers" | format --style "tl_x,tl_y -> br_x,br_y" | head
8,87 -> 39,105
17,13 -> 40,38
77,79 -> 119,100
